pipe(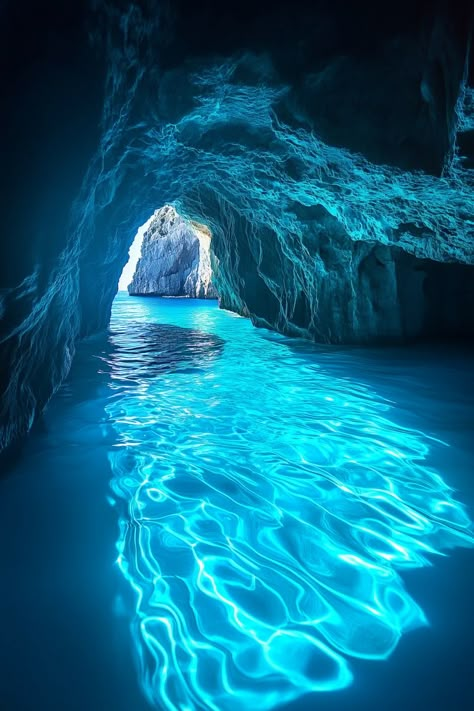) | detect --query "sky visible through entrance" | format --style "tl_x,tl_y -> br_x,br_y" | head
118,215 -> 154,290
